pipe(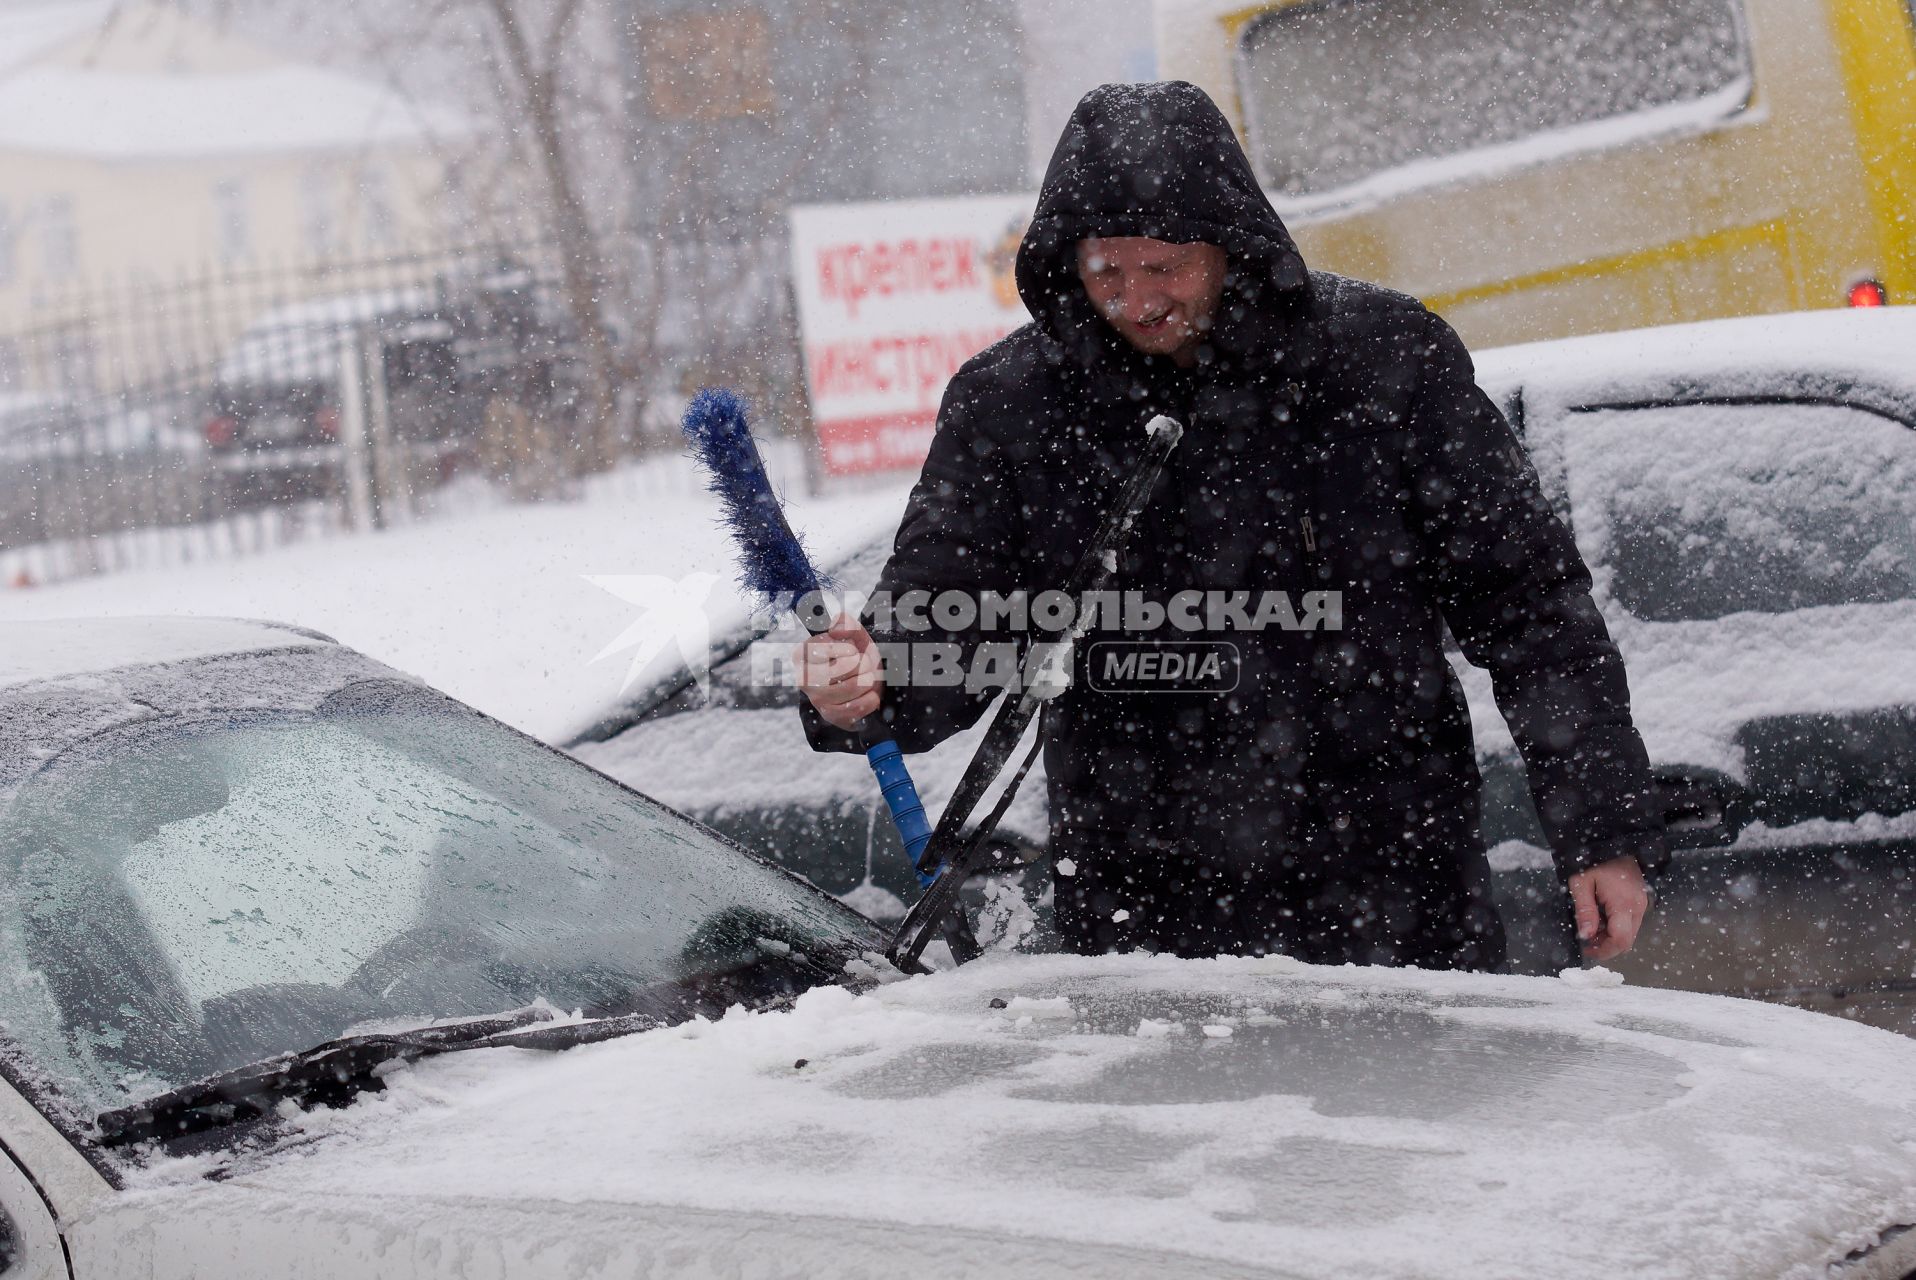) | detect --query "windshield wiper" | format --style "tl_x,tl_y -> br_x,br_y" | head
96,1005 -> 565,1149
96,944 -> 857,1149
